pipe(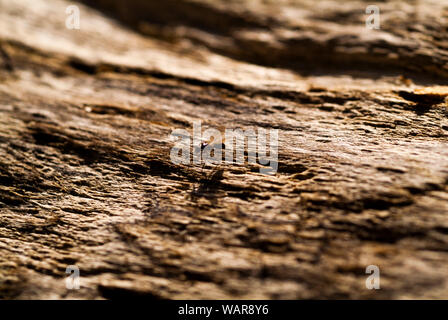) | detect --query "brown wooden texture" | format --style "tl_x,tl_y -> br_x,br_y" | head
1,0 -> 448,299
